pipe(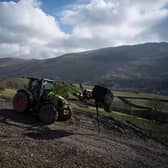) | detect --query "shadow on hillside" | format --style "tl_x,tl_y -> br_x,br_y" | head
0,108 -> 74,140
